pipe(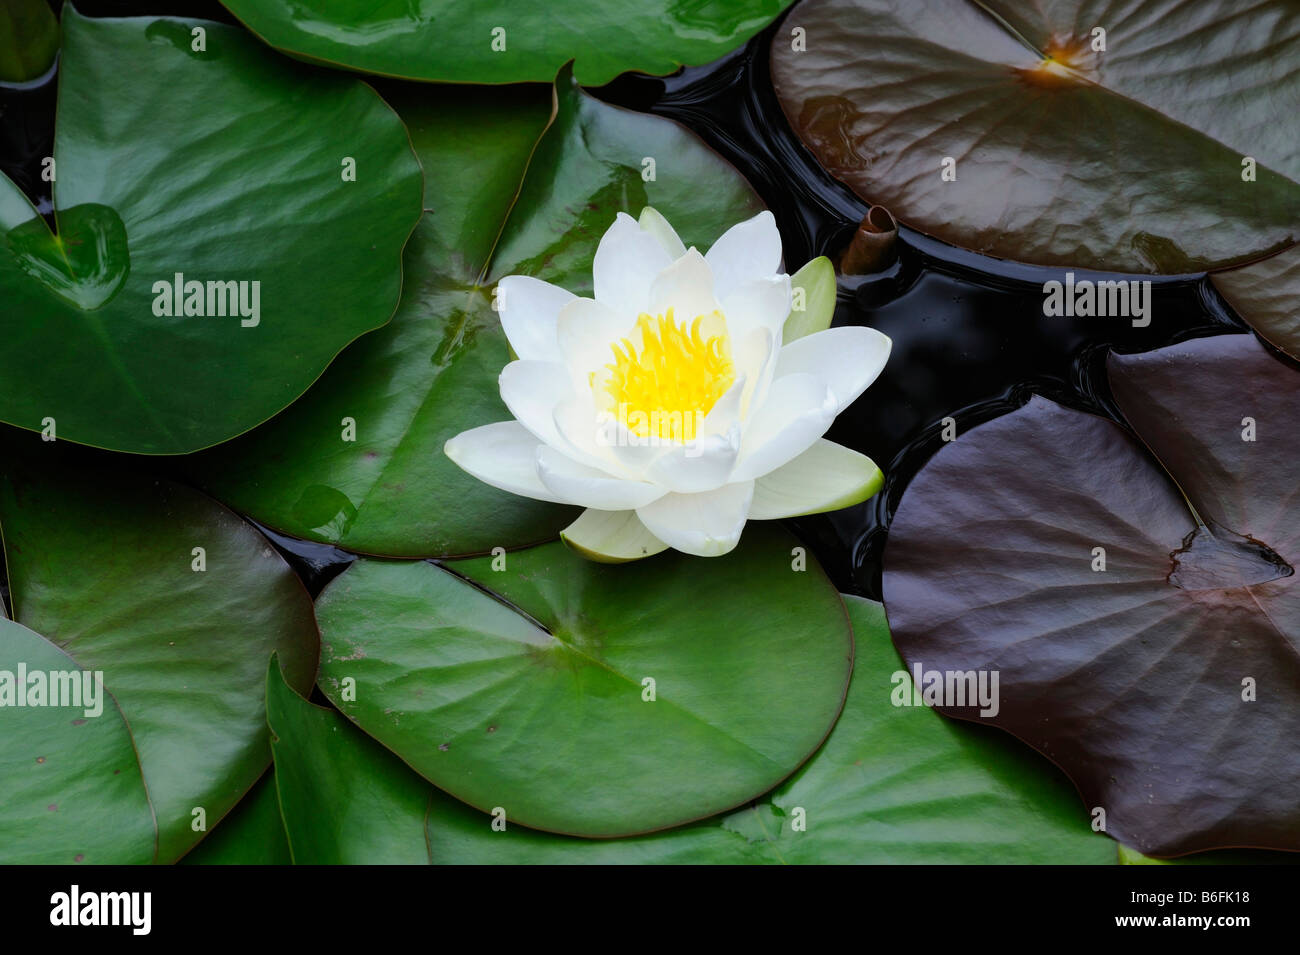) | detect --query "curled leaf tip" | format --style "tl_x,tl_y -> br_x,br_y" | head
839,205 -> 898,275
